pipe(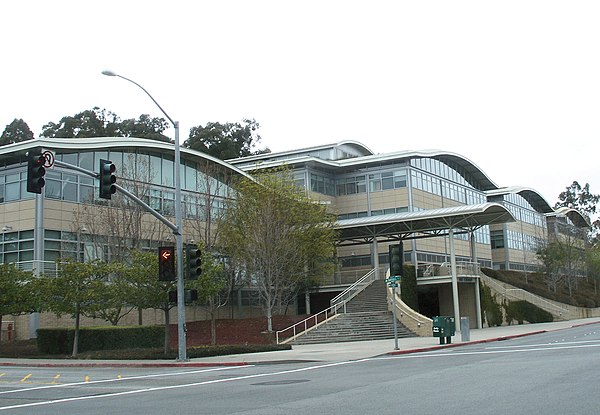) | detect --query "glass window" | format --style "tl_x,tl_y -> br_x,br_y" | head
149,155 -> 162,185
381,172 -> 394,190
79,152 -> 94,171
490,230 -> 505,249
45,171 -> 62,199
62,153 -> 78,167
162,156 -> 174,187
62,174 -> 77,202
